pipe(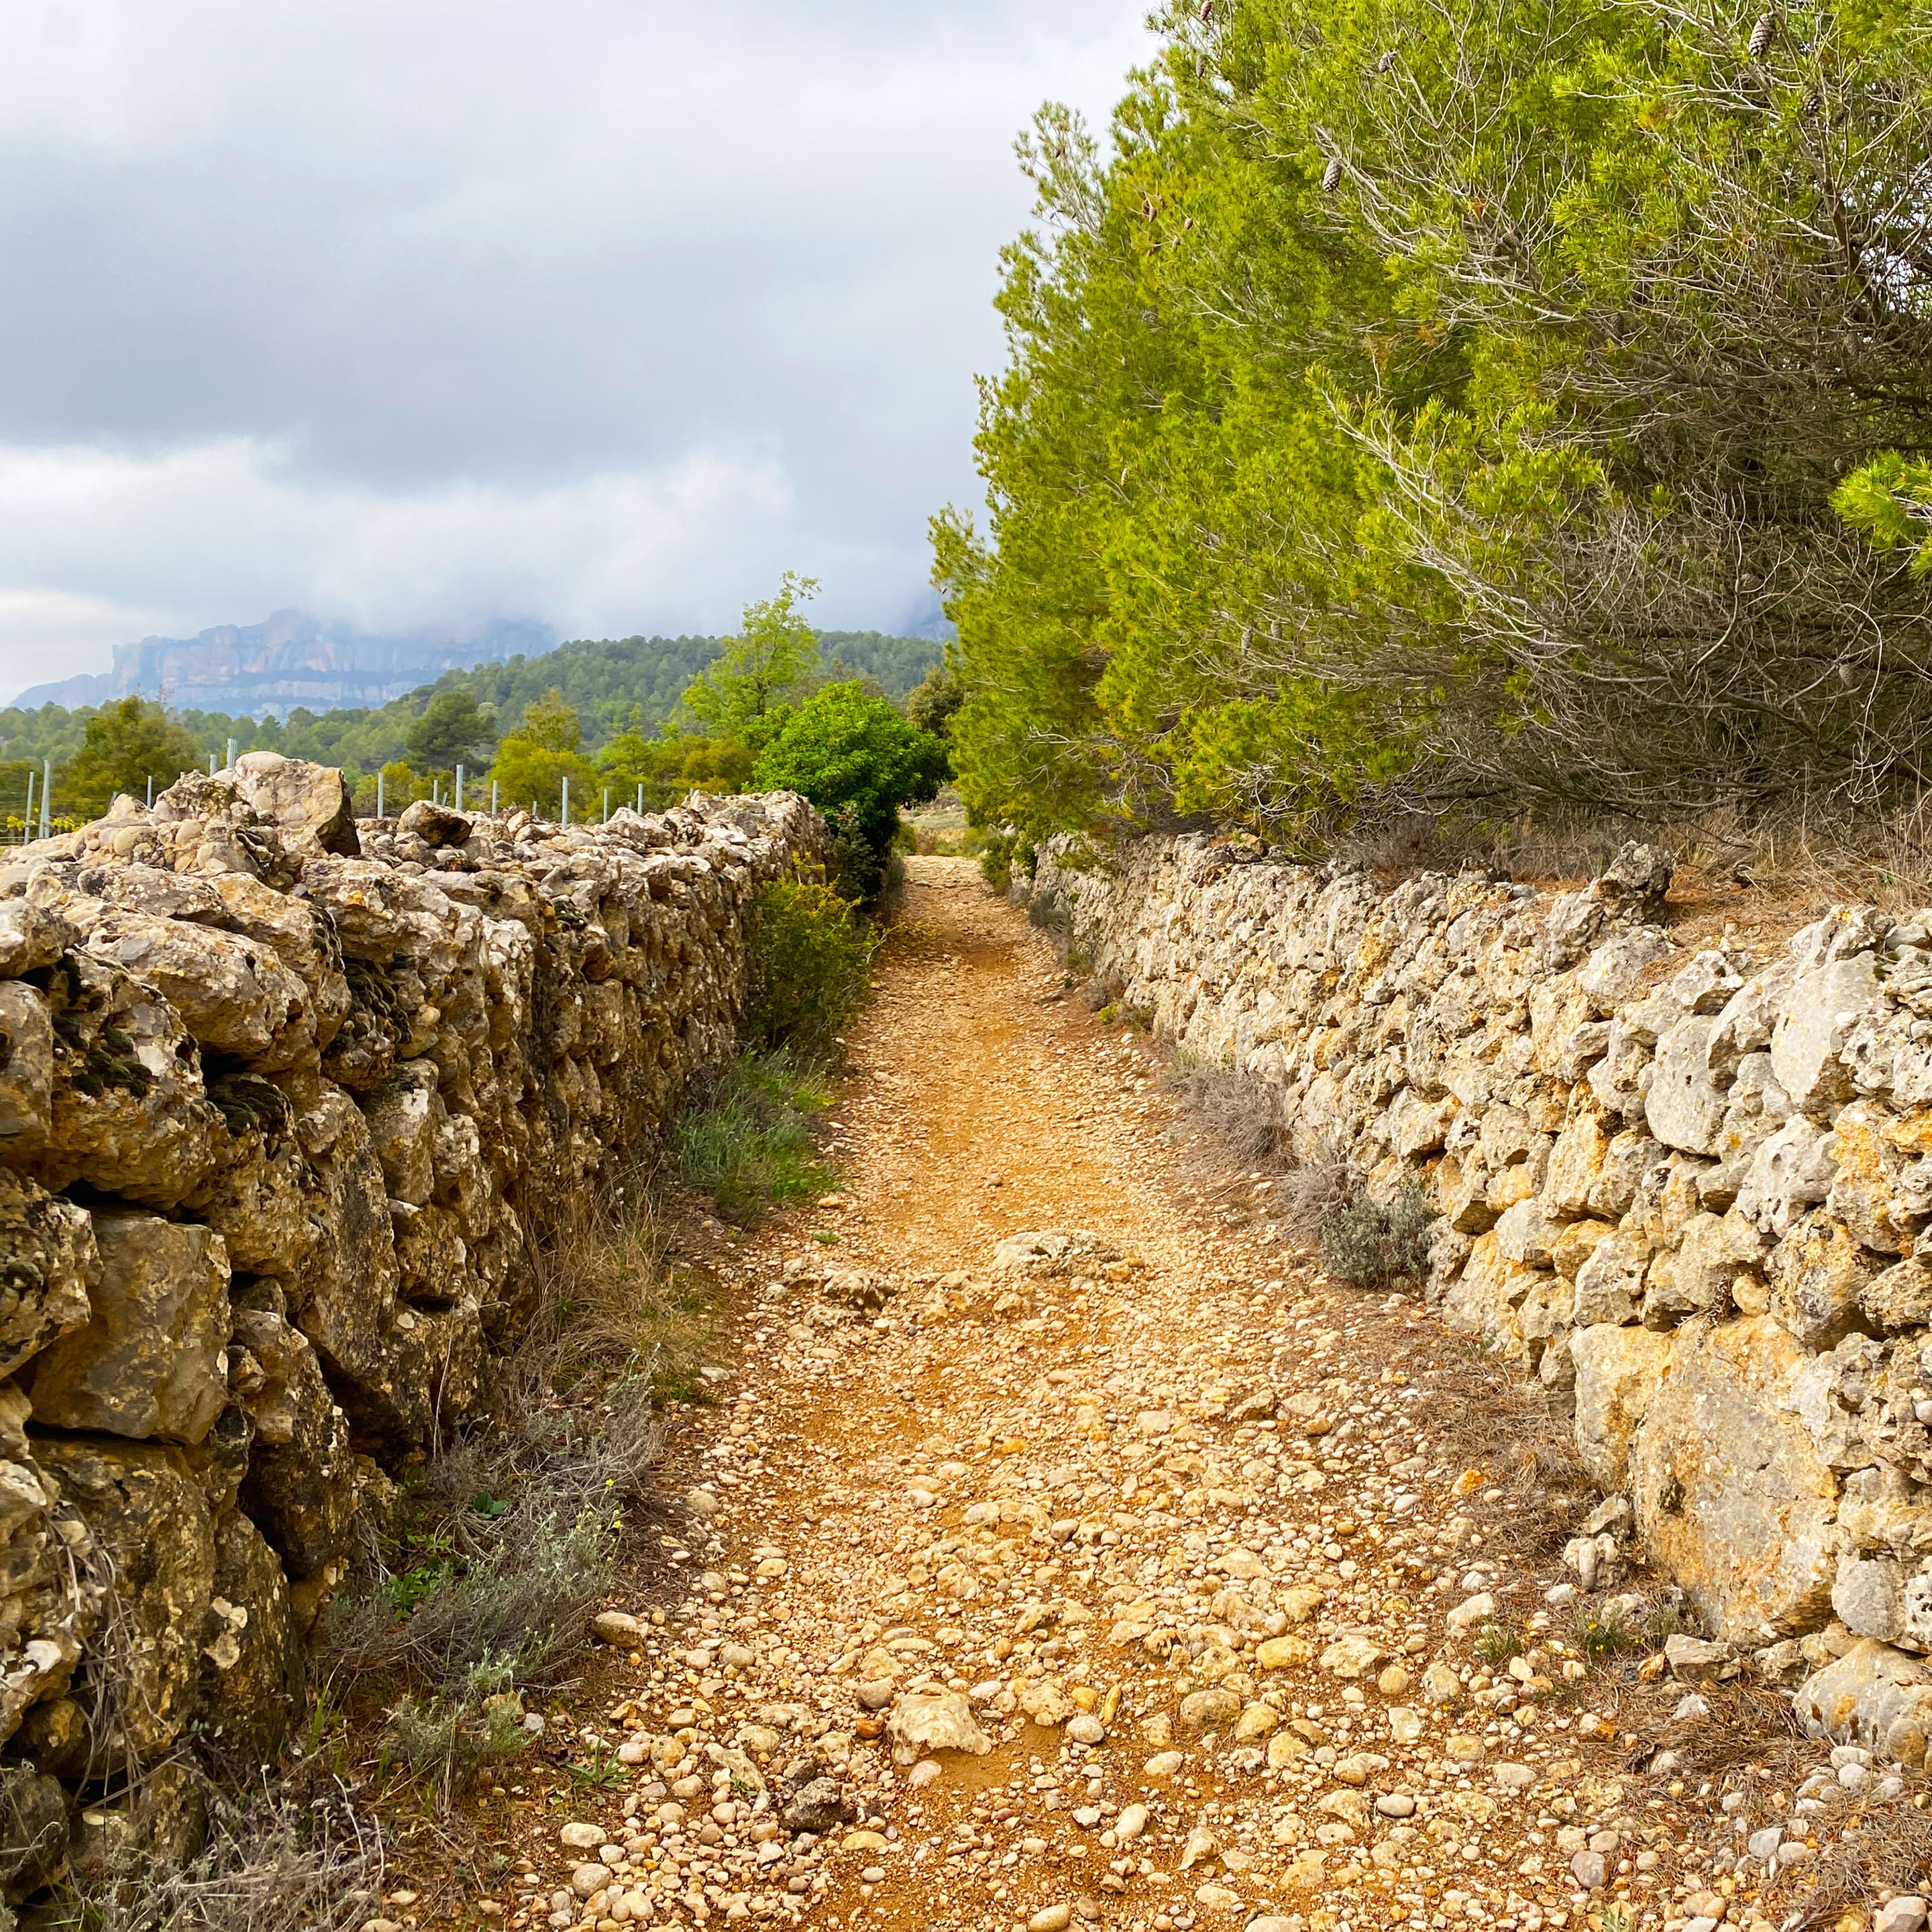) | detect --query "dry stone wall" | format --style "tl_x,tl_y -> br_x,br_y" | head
1031,833 -> 1932,1772
0,755 -> 821,1889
